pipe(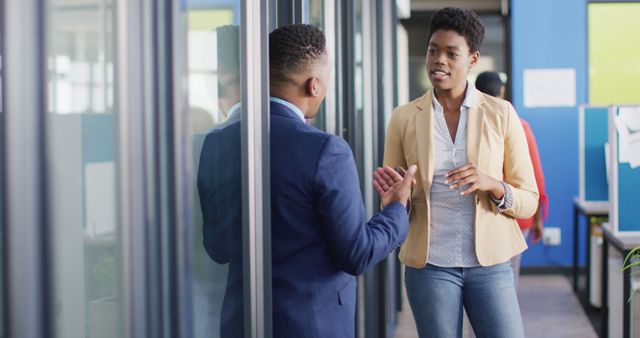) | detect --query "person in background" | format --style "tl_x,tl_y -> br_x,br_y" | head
475,71 -> 548,285
378,7 -> 538,338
